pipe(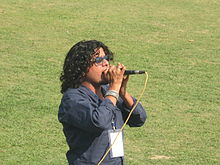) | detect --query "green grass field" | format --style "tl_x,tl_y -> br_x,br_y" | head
0,0 -> 219,164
